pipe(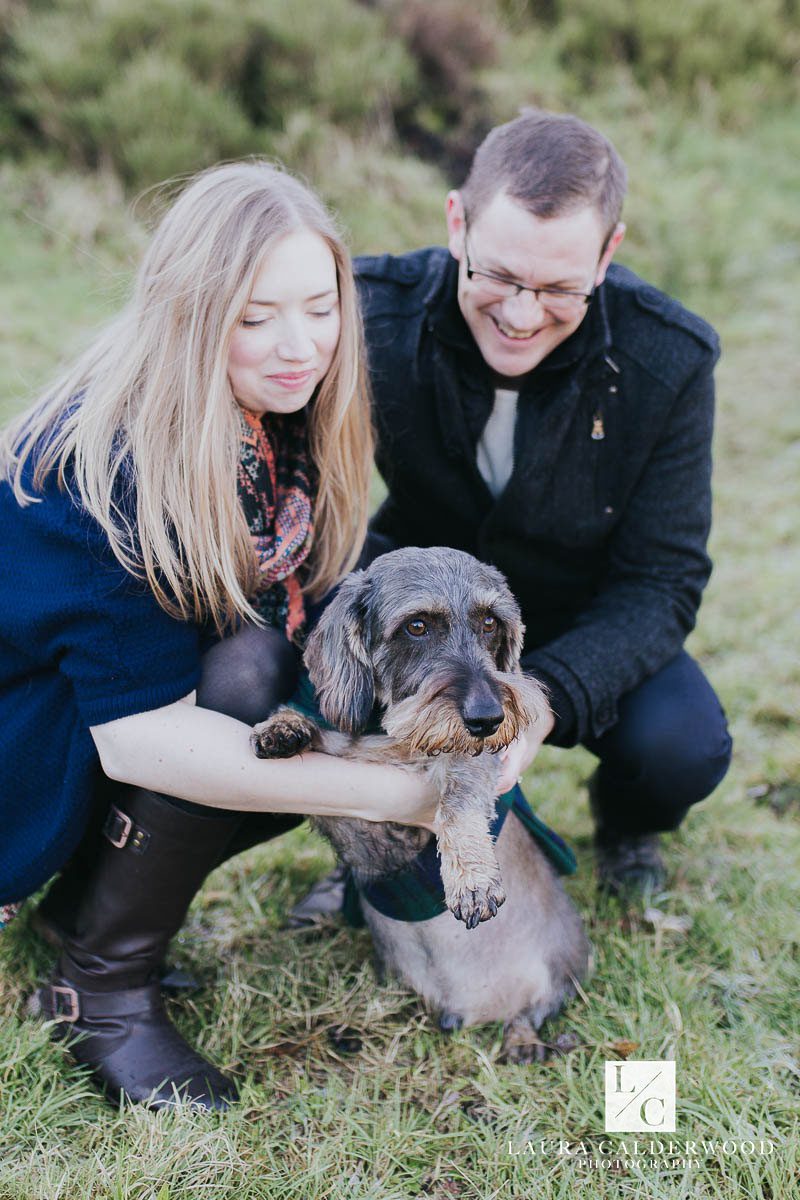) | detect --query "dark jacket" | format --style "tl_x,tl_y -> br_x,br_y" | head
355,248 -> 720,747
